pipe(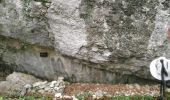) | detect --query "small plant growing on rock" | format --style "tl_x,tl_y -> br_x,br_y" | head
75,92 -> 93,100
7,90 -> 21,98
